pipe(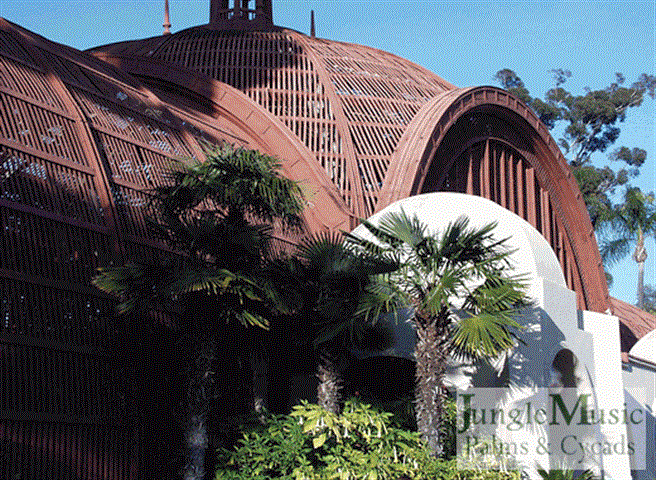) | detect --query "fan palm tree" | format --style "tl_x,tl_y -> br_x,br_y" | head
93,144 -> 305,480
267,233 -> 398,414
347,210 -> 527,456
598,187 -> 656,309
